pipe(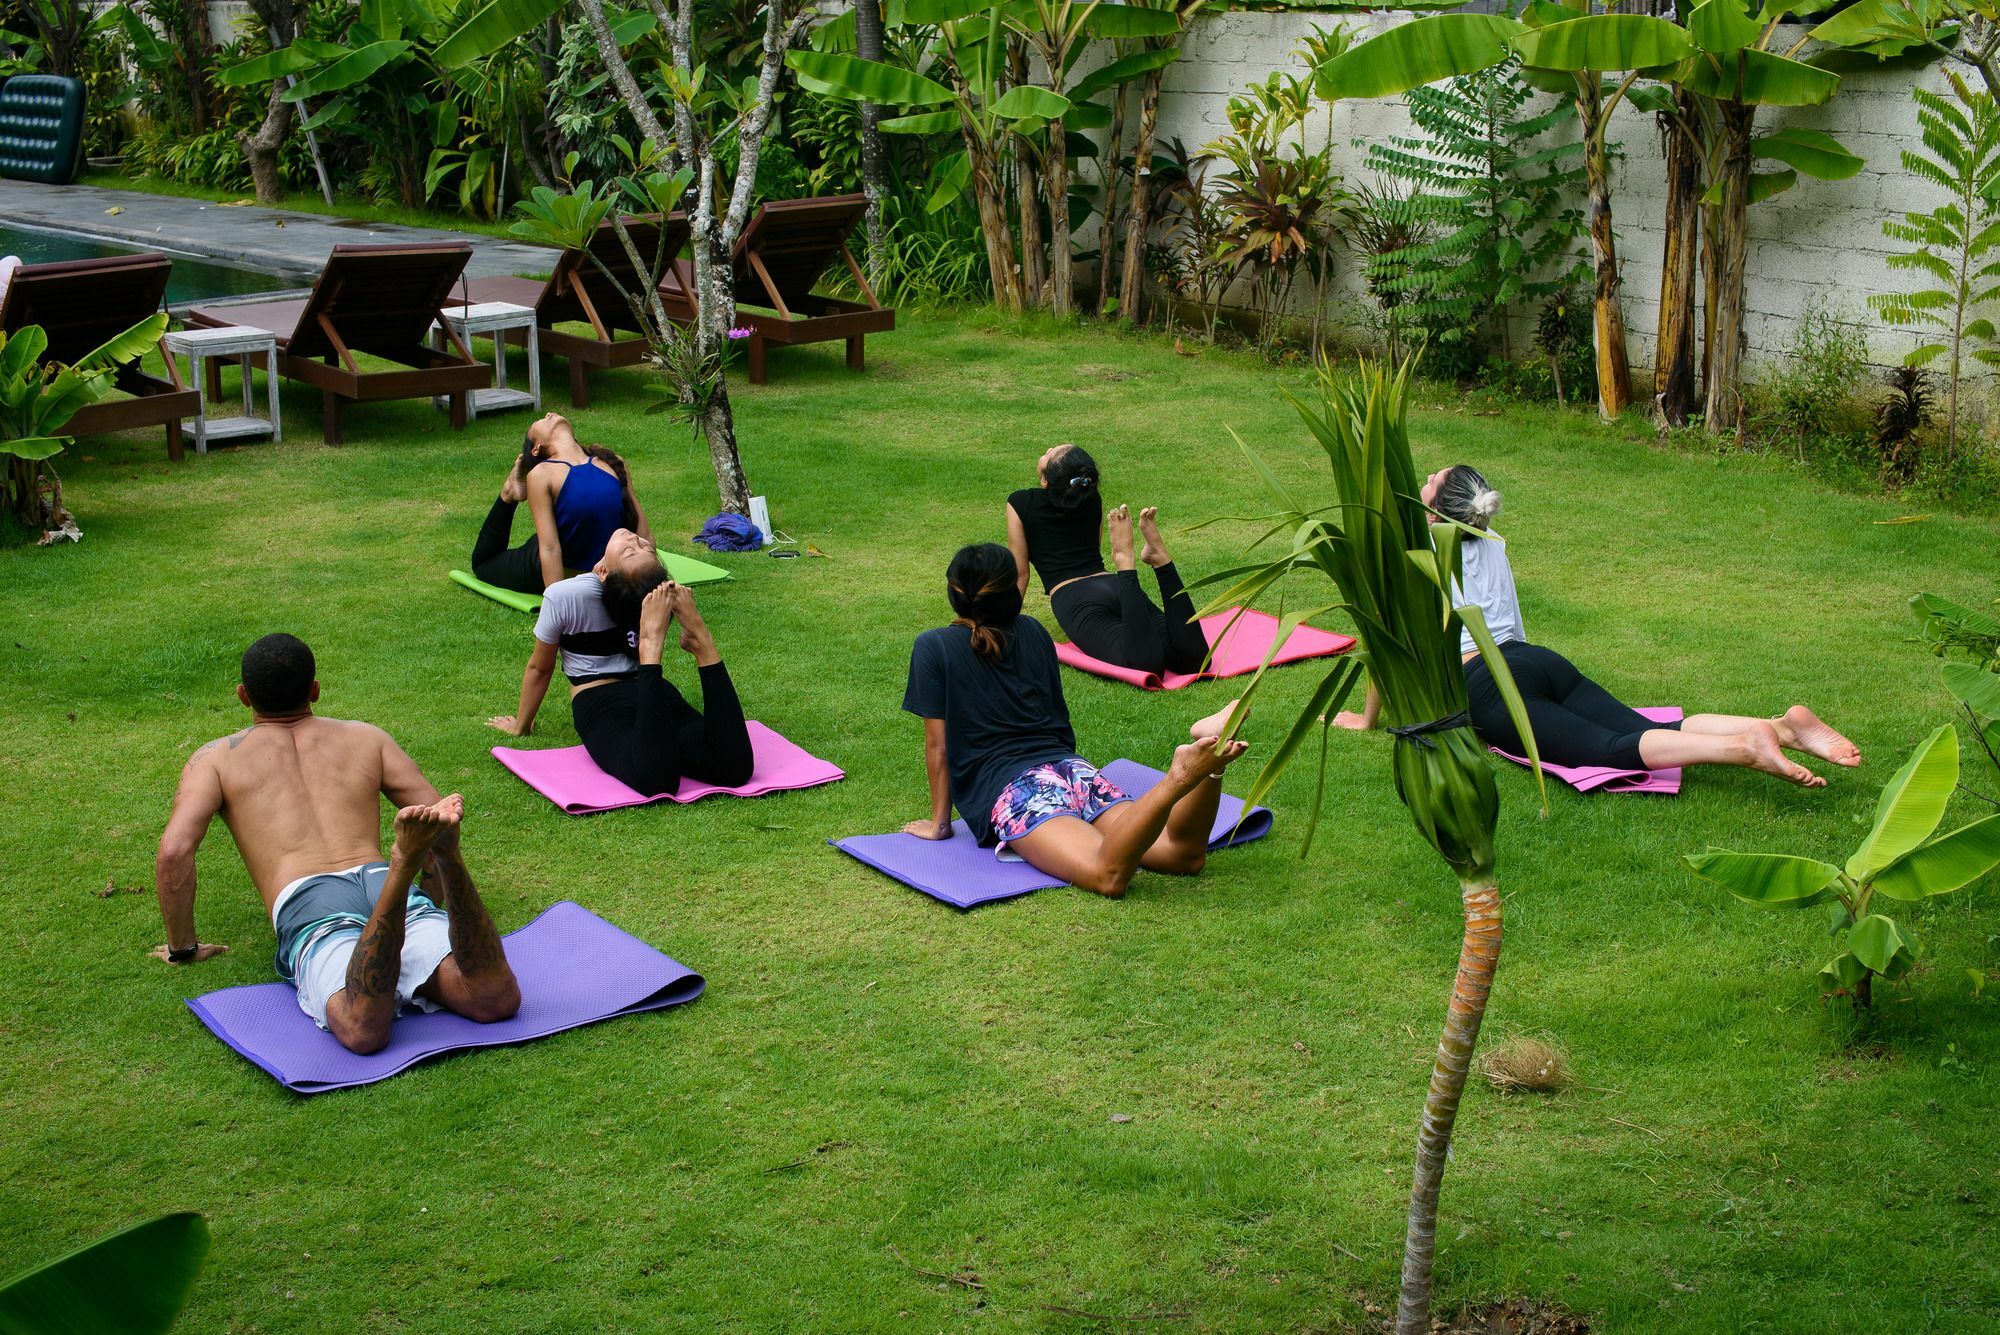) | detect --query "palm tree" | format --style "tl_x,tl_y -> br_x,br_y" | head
1194,356 -> 1540,1334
